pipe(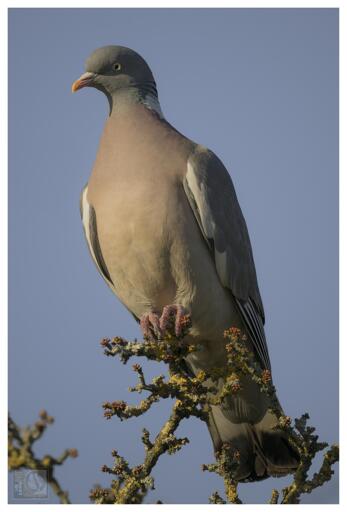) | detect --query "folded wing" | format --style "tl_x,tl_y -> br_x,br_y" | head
183,146 -> 271,370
